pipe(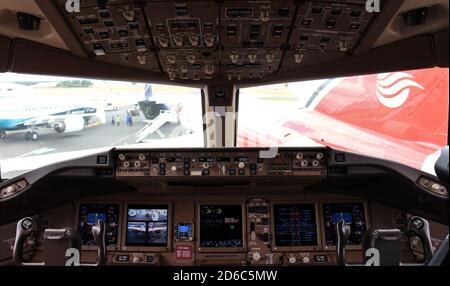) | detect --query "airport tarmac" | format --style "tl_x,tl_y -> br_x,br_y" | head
0,106 -> 181,160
